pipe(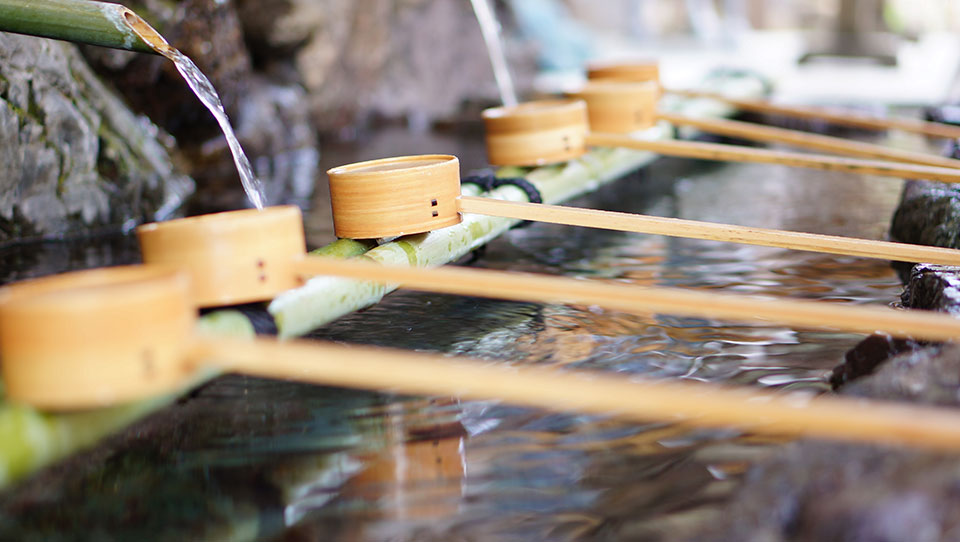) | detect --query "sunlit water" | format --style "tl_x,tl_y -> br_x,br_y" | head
0,151 -> 908,540
470,0 -> 518,107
